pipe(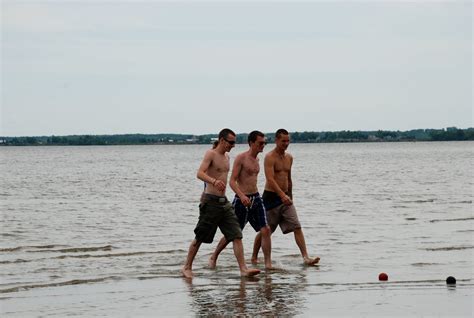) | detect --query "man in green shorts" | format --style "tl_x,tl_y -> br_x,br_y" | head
208,130 -> 273,270
181,128 -> 260,279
